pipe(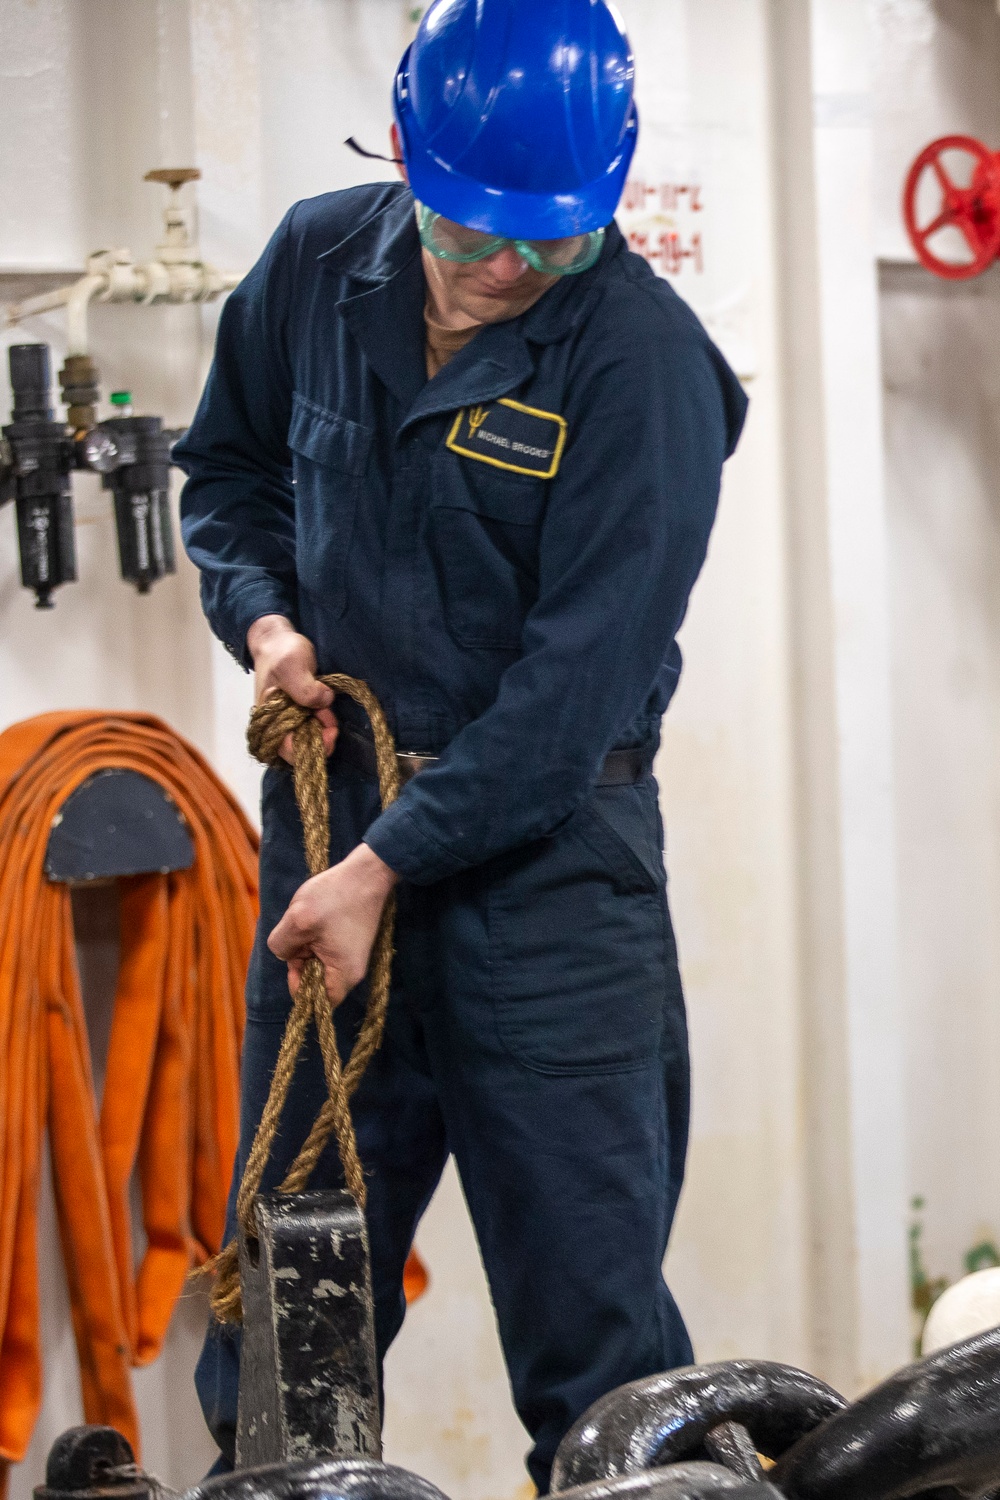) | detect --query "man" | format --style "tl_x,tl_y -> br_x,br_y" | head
178,0 -> 747,1487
